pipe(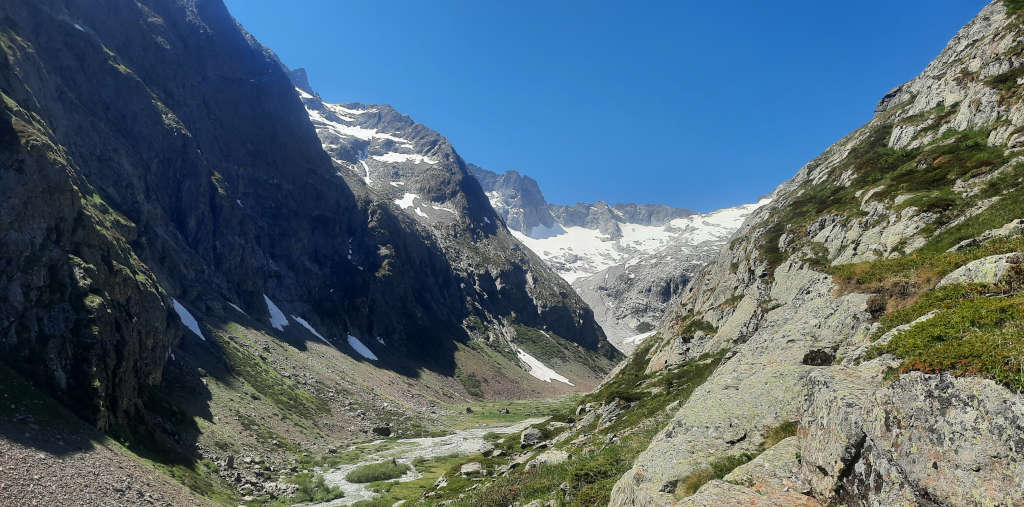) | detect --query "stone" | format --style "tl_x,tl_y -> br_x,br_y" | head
936,252 -> 1022,287
498,407 -> 510,414
372,425 -> 392,437
526,449 -> 569,469
521,427 -> 544,448
459,462 -> 483,476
